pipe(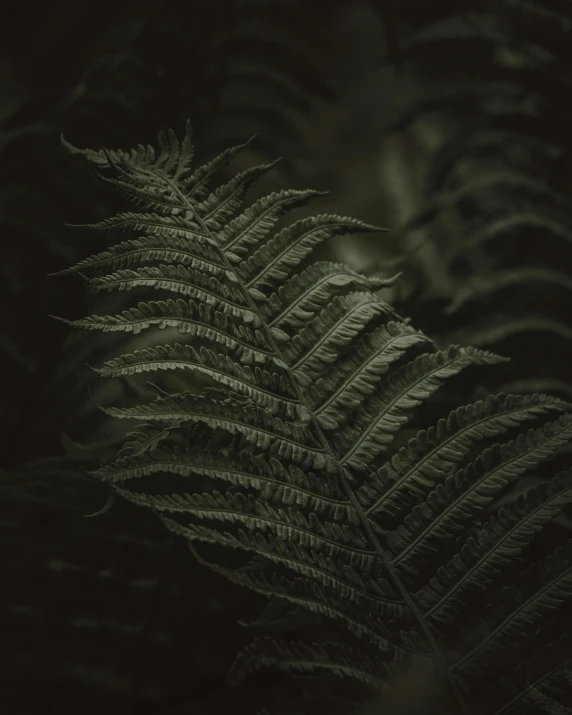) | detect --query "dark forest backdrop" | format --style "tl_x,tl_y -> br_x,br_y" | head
2,1 -> 572,713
